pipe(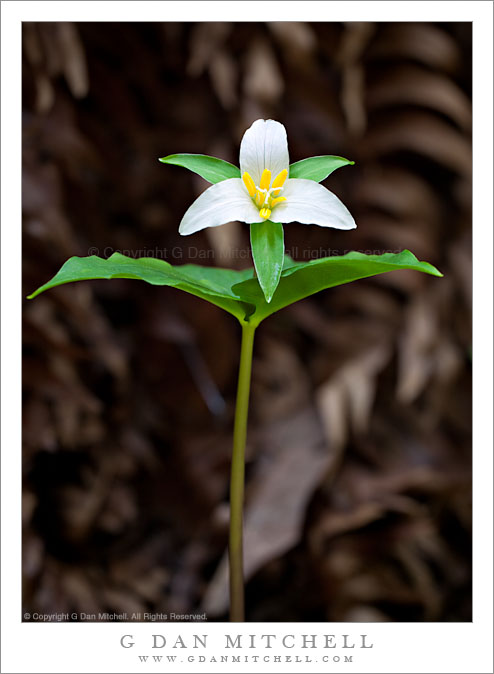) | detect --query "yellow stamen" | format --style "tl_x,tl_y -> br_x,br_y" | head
259,168 -> 271,191
255,191 -> 265,207
272,169 -> 288,190
270,196 -> 287,207
242,172 -> 257,197
244,168 -> 288,217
